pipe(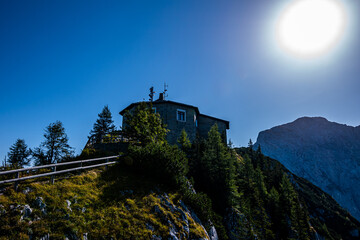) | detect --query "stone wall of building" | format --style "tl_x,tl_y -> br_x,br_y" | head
197,115 -> 228,142
121,101 -> 228,145
154,103 -> 197,144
